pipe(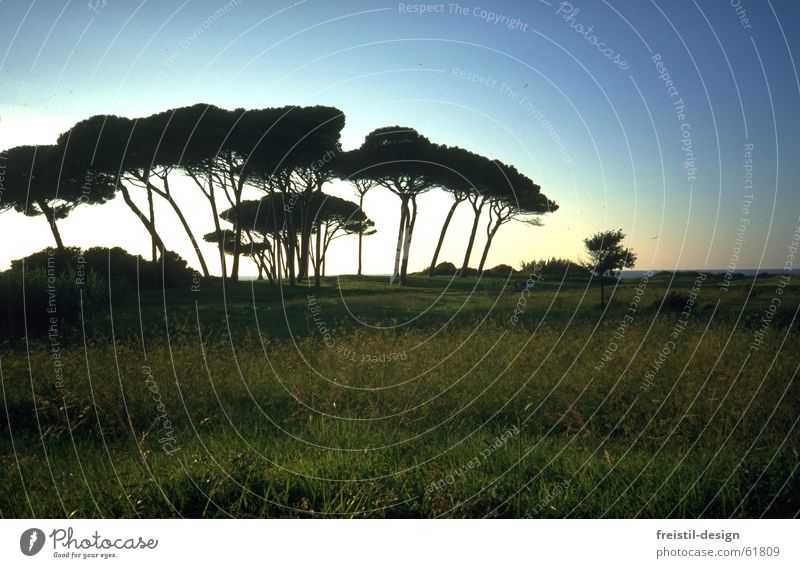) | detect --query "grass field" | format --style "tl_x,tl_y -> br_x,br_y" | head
1,272 -> 798,518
